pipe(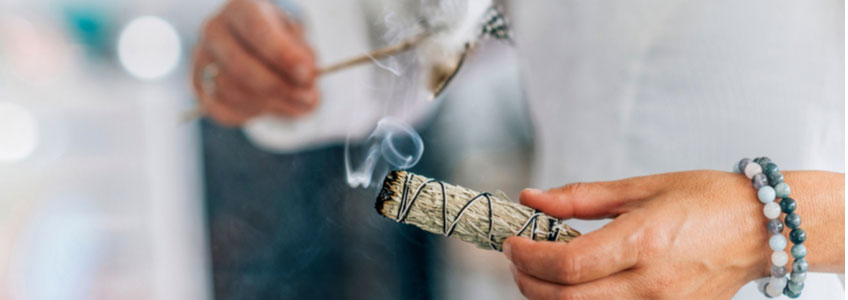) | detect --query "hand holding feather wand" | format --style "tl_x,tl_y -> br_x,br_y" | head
183,34 -> 428,122
184,5 -> 512,122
